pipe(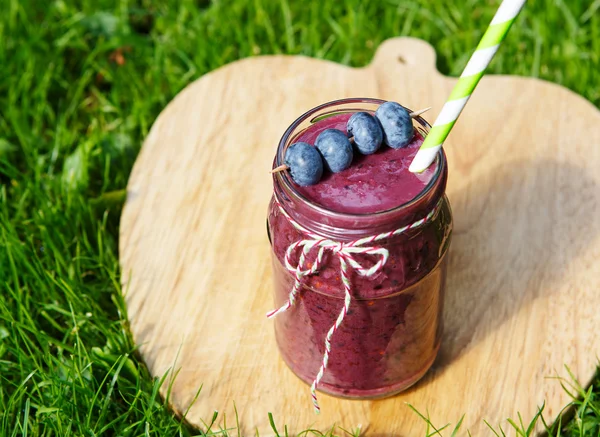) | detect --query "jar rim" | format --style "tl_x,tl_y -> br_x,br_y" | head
274,97 -> 446,221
